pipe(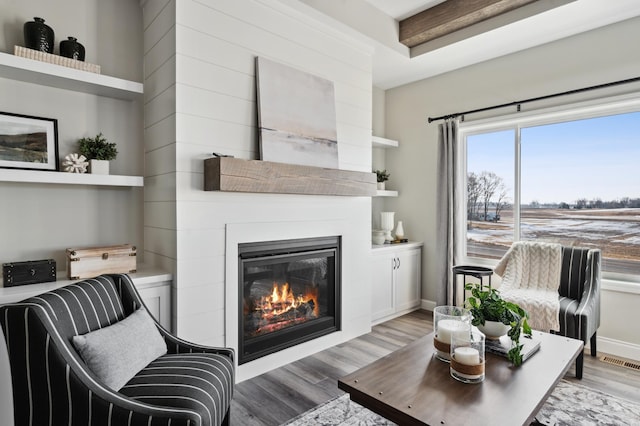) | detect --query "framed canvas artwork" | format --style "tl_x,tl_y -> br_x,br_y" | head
256,57 -> 339,169
0,112 -> 59,171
